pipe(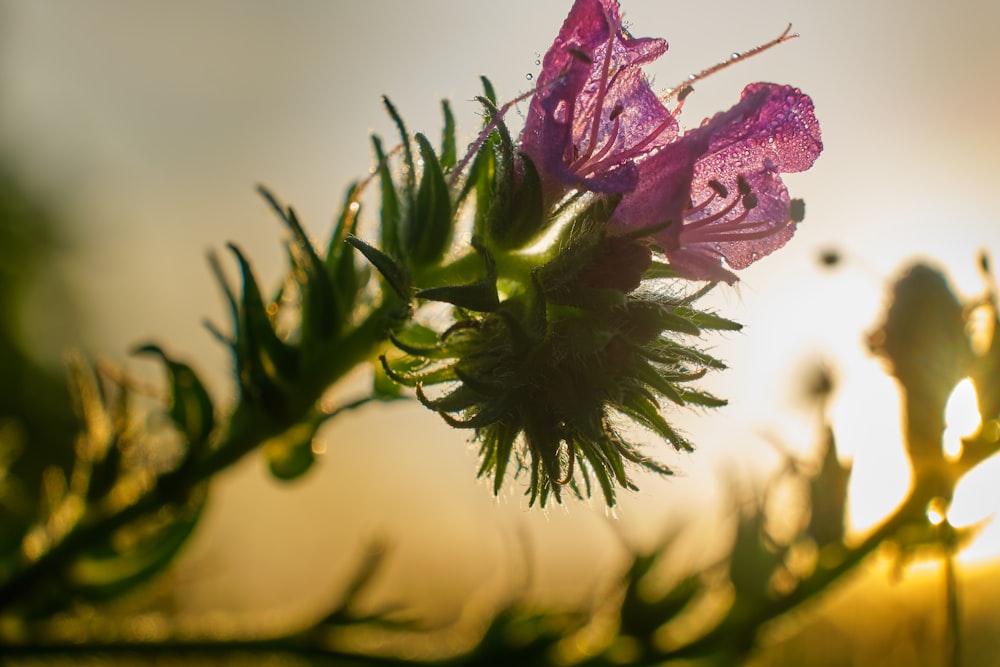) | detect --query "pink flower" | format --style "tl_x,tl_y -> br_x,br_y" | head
520,0 -> 823,283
